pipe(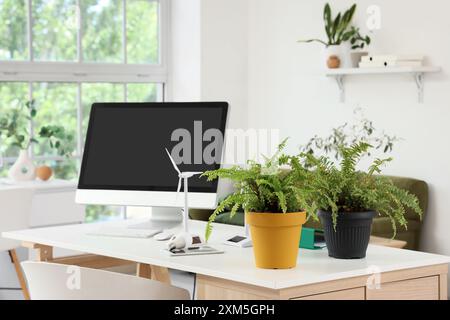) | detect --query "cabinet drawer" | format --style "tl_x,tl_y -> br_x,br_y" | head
367,276 -> 439,300
293,287 -> 365,300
